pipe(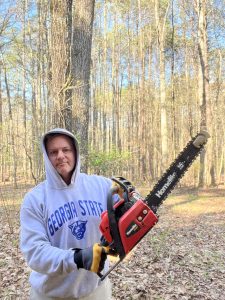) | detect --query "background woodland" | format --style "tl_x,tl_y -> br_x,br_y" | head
0,1 -> 224,298
0,0 -> 224,190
